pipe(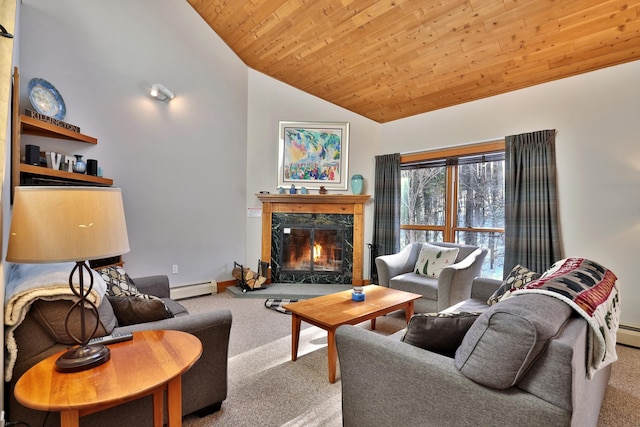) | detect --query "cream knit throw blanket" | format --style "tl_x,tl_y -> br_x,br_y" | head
4,263 -> 107,382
